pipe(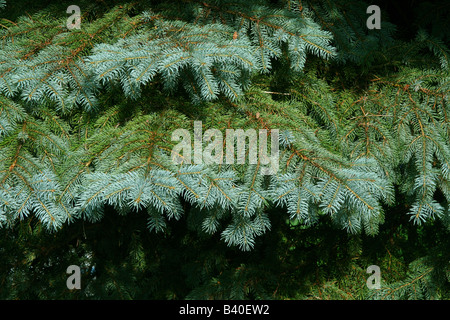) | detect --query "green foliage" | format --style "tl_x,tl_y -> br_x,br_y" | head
0,0 -> 448,300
